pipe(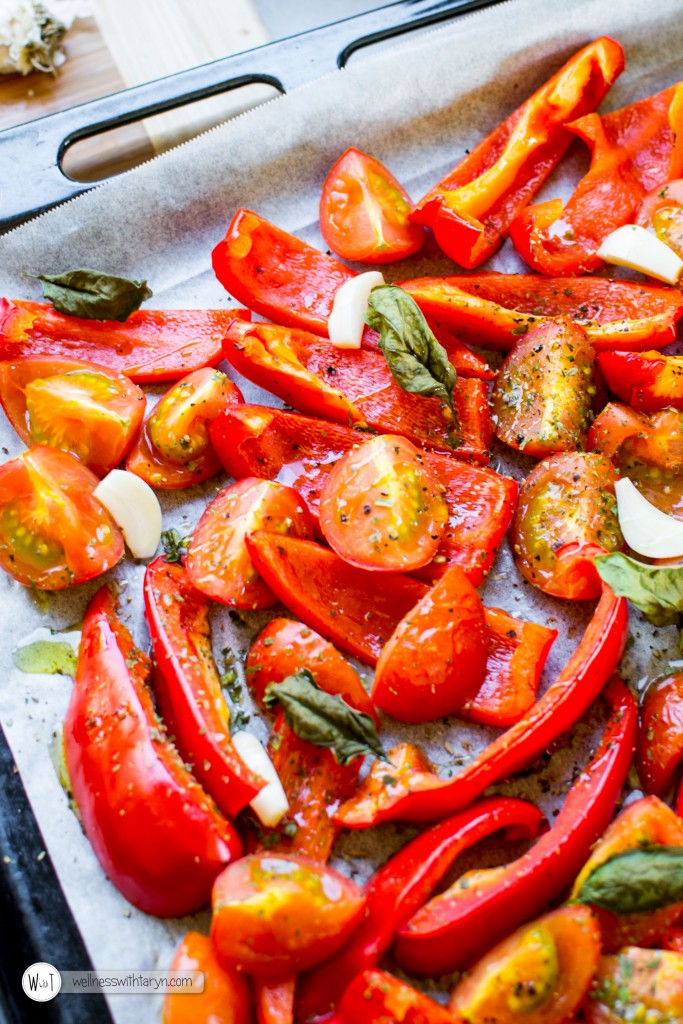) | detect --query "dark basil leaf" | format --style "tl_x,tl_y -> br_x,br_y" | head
35,269 -> 152,321
264,669 -> 386,766
575,846 -> 683,914
365,285 -> 457,413
595,552 -> 683,627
